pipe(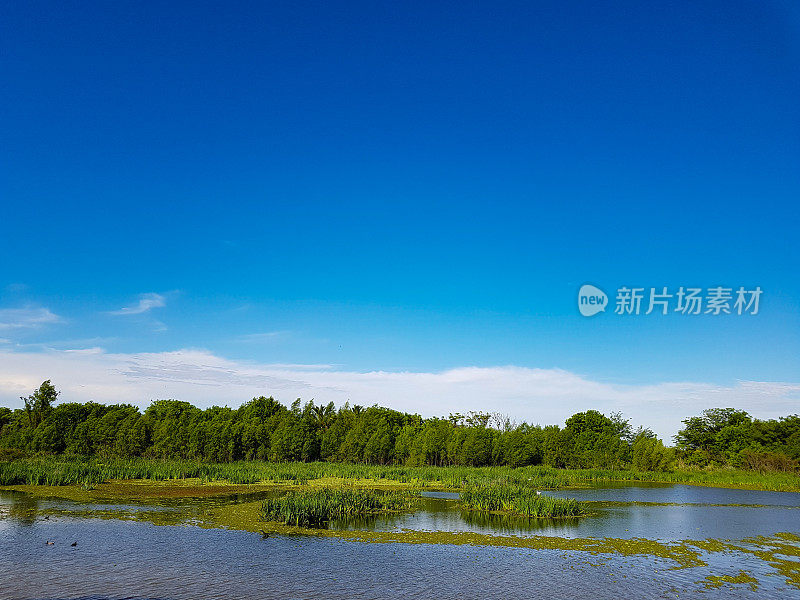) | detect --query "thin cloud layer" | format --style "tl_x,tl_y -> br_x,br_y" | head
0,347 -> 797,442
109,293 -> 166,315
0,307 -> 62,330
